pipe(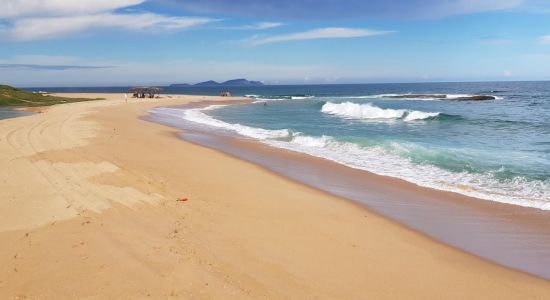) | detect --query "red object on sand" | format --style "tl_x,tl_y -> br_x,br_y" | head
177,198 -> 188,202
